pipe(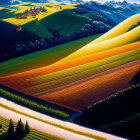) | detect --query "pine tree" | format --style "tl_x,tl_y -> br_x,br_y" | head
16,119 -> 24,135
24,121 -> 30,135
7,119 -> 14,135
